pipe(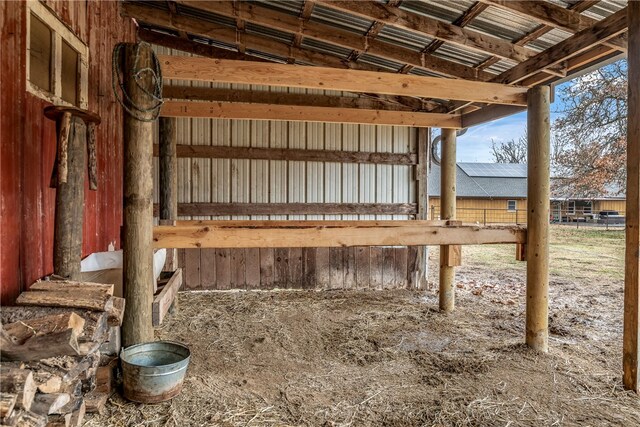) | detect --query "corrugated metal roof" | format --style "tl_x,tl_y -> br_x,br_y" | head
459,163 -> 528,178
429,163 -> 528,198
